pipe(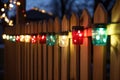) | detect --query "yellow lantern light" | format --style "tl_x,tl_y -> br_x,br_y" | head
20,35 -> 25,42
6,35 -> 10,40
25,35 -> 31,43
2,34 -> 7,39
1,8 -> 5,12
59,32 -> 69,47
16,1 -> 21,6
